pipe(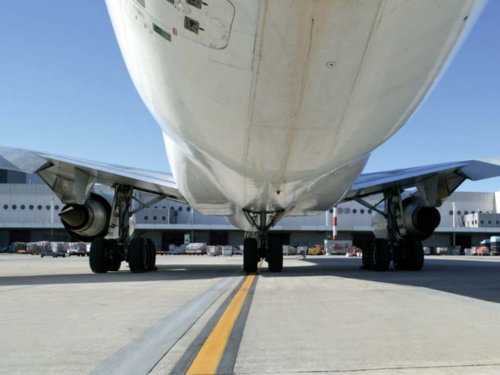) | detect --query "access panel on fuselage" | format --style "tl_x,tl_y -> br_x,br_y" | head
134,0 -> 235,49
